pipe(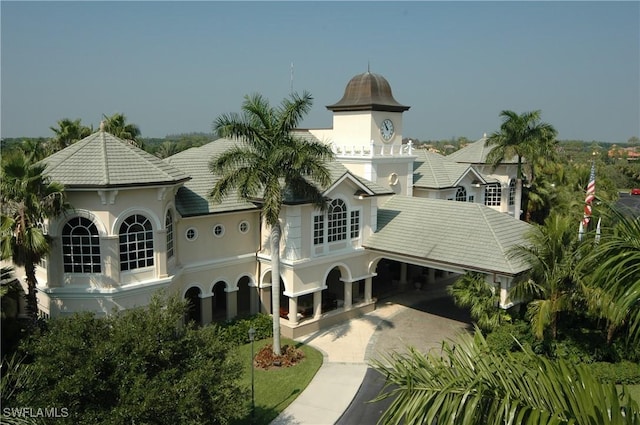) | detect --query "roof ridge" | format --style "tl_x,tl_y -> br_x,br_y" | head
100,131 -> 110,185
478,205 -> 516,273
